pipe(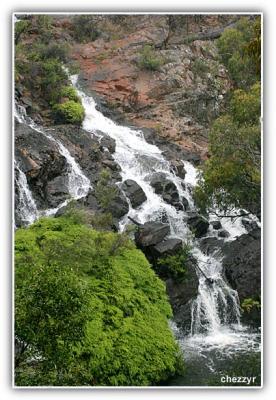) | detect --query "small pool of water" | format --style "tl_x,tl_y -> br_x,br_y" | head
168,324 -> 261,386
